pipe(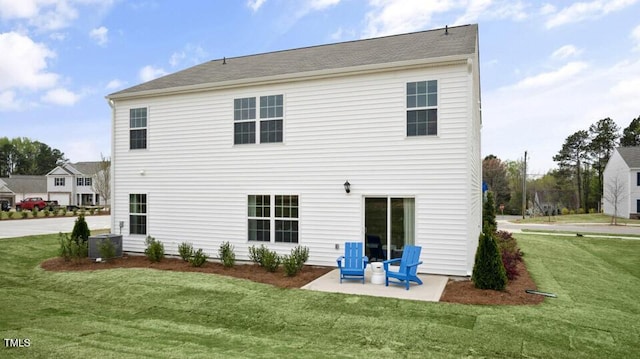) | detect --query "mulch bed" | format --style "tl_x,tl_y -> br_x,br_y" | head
41,255 -> 544,305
